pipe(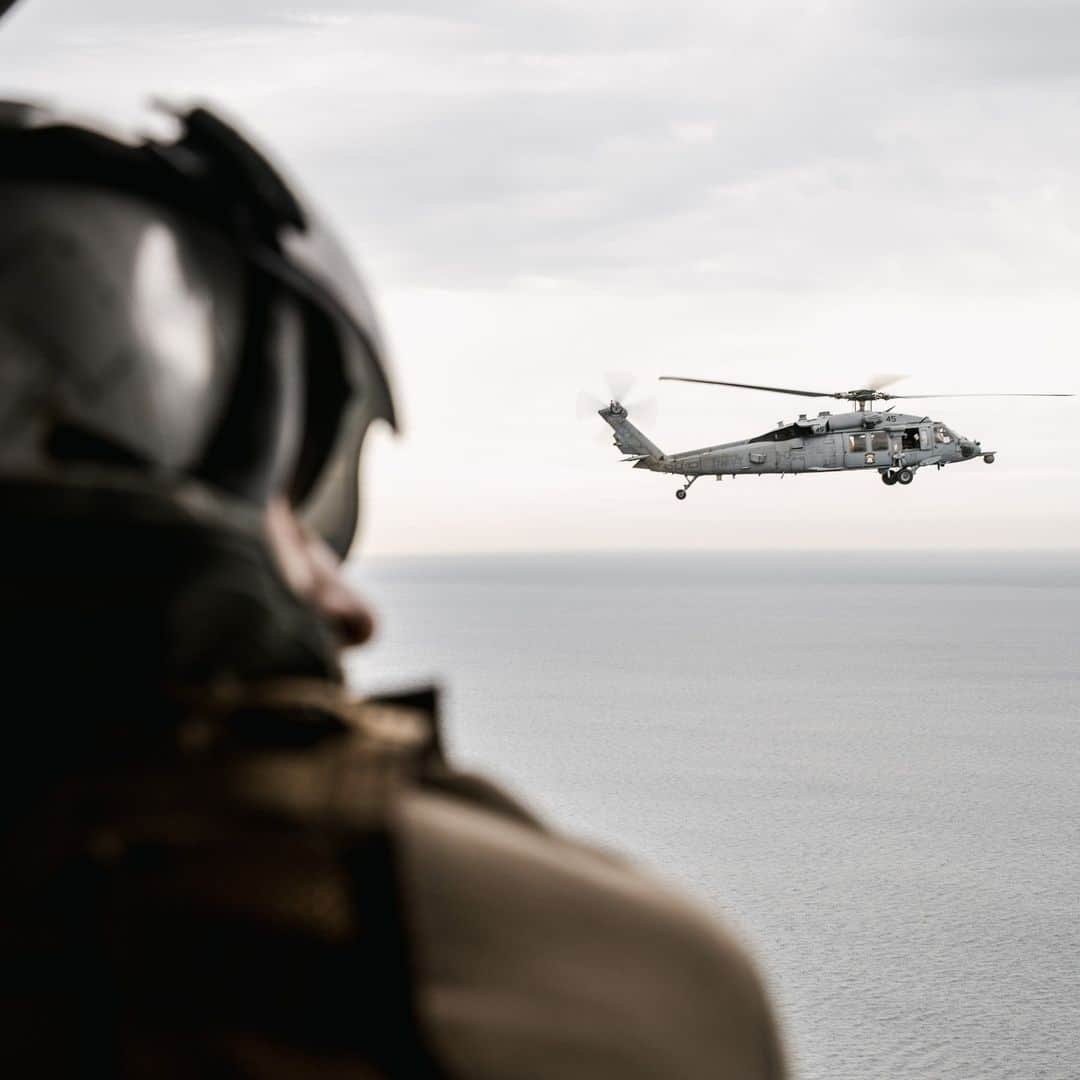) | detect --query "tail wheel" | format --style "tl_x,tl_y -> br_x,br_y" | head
675,488 -> 687,500
897,467 -> 915,485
